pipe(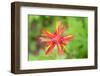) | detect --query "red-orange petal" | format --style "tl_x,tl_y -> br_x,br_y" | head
55,21 -> 64,35
45,42 -> 55,55
56,21 -> 61,33
41,30 -> 54,38
57,43 -> 64,56
63,35 -> 73,44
